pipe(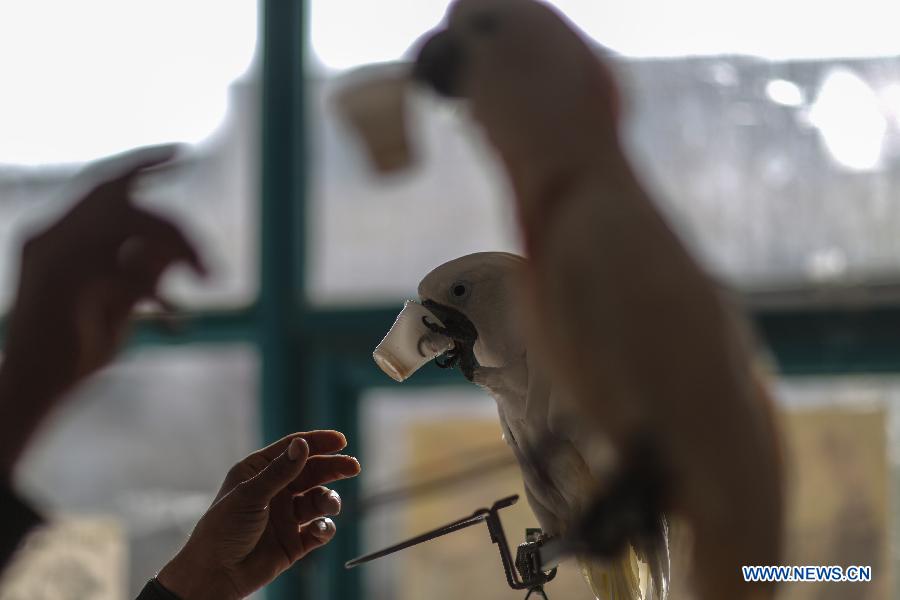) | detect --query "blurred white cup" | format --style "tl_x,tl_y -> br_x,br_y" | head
334,66 -> 413,173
